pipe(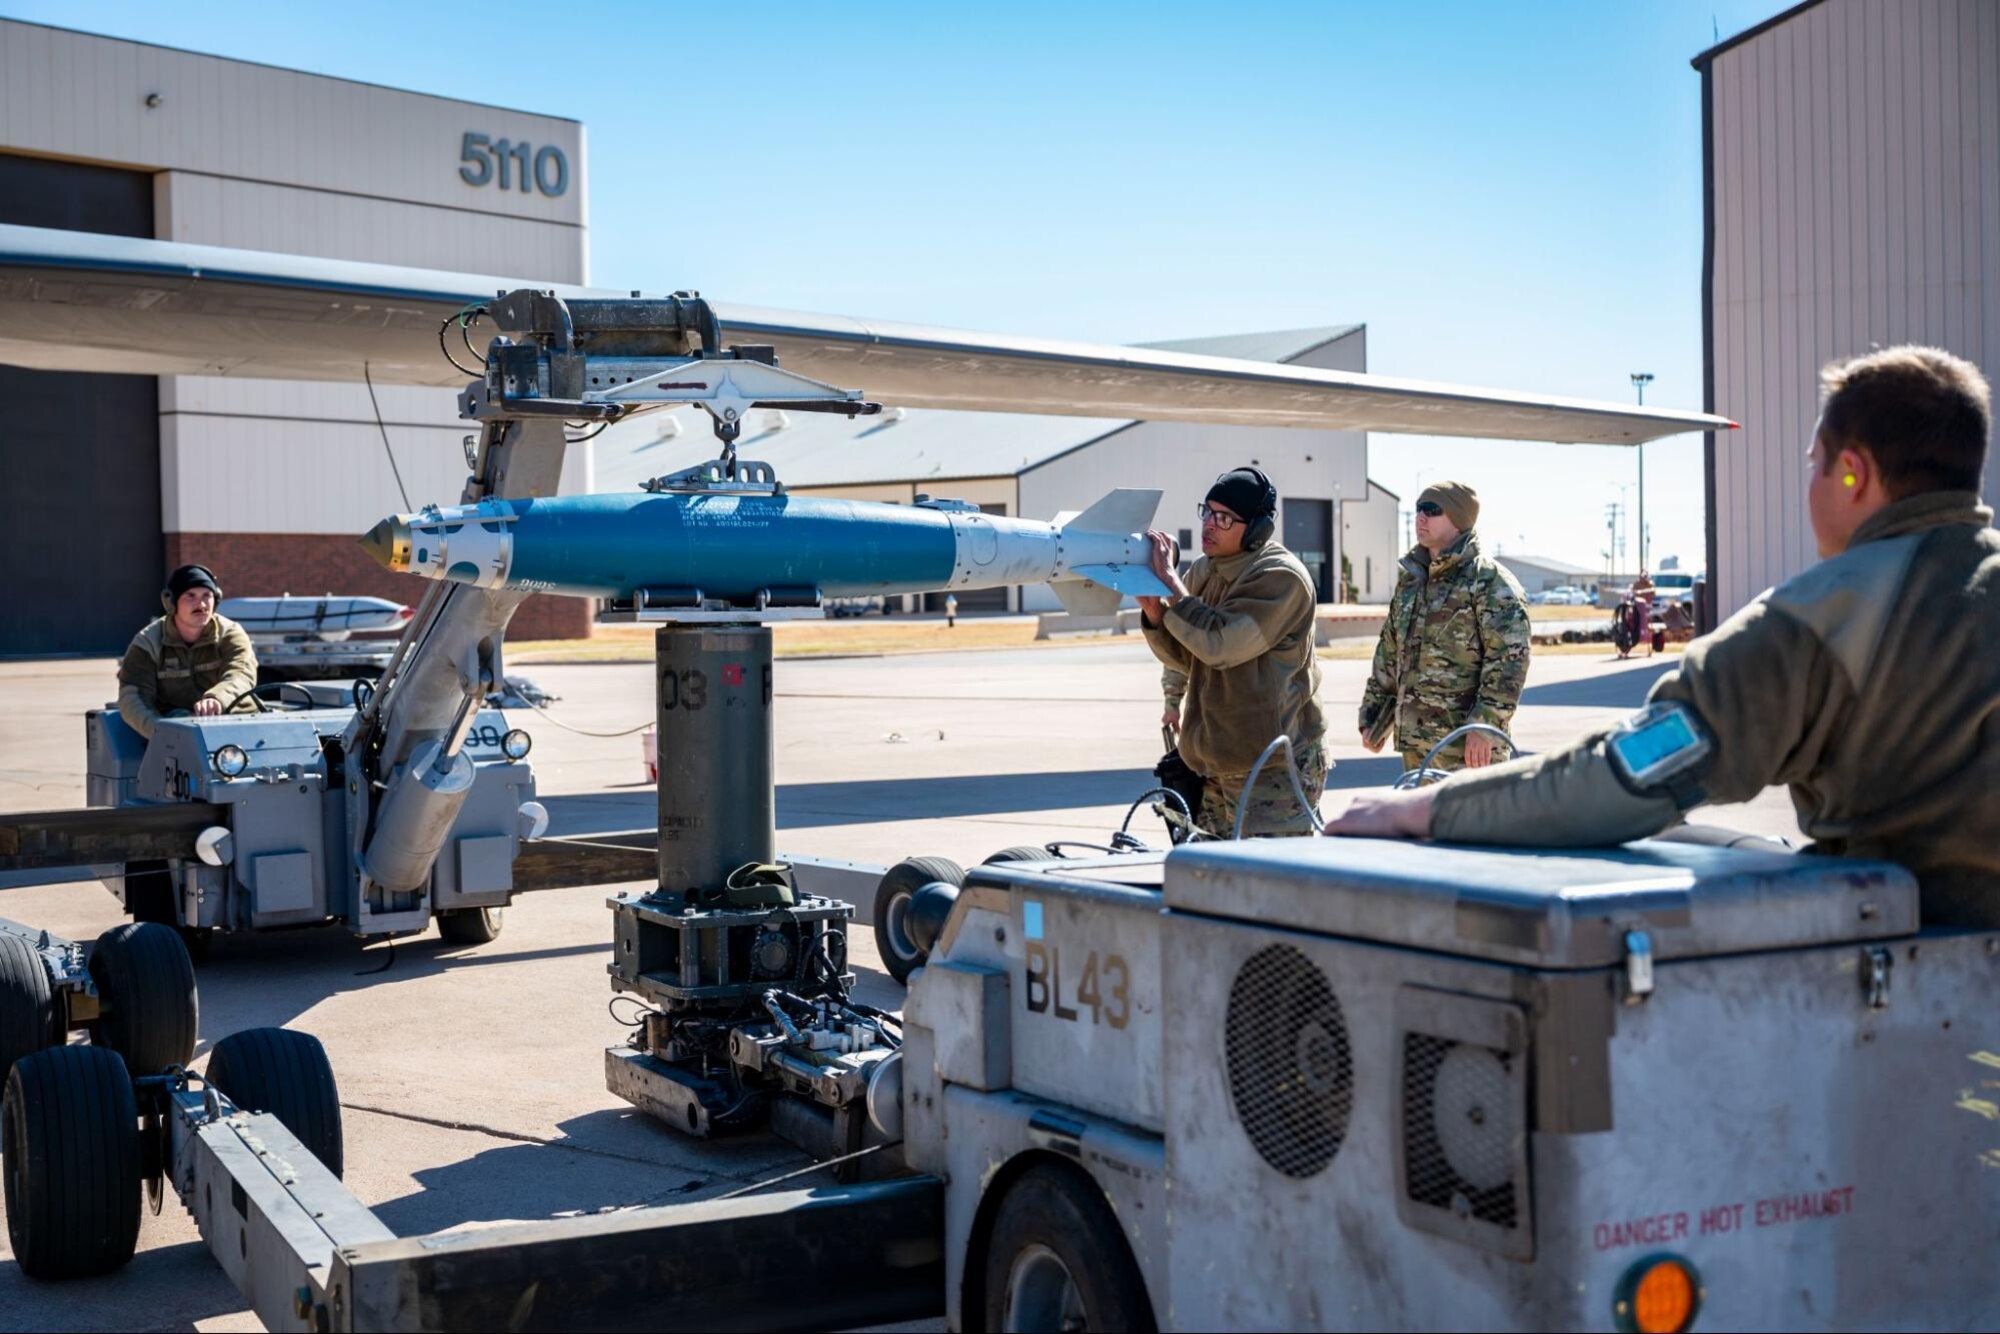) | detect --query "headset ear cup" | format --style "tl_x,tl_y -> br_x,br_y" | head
1246,515 -> 1275,550
161,589 -> 173,612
